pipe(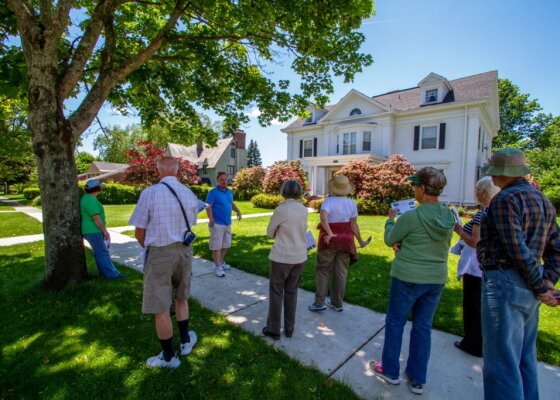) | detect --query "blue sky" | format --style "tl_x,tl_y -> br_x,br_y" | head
80,0 -> 560,166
